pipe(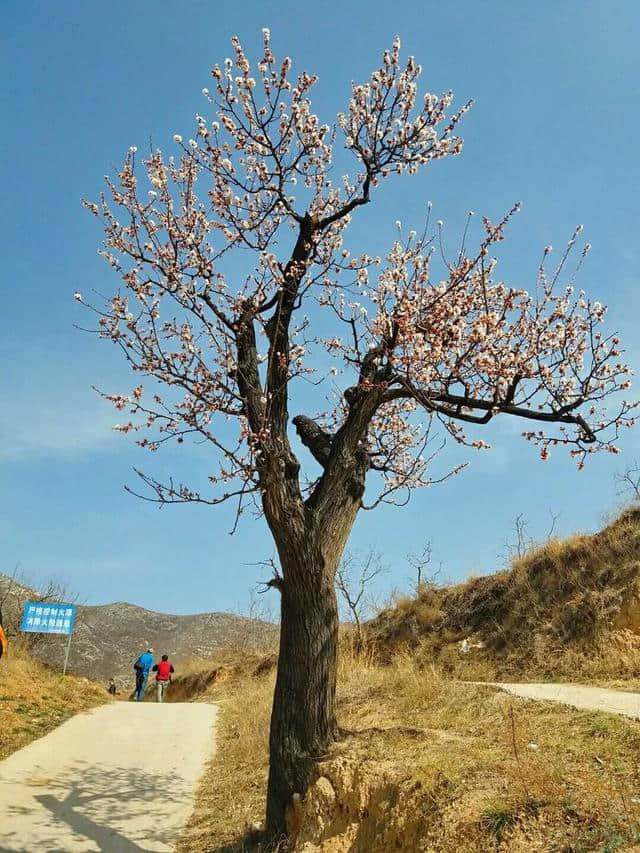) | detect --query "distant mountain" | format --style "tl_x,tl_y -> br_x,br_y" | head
0,573 -> 278,688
